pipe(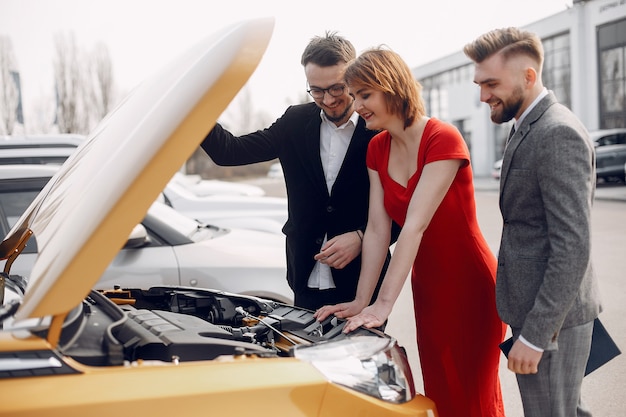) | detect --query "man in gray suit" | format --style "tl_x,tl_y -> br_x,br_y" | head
464,28 -> 601,417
